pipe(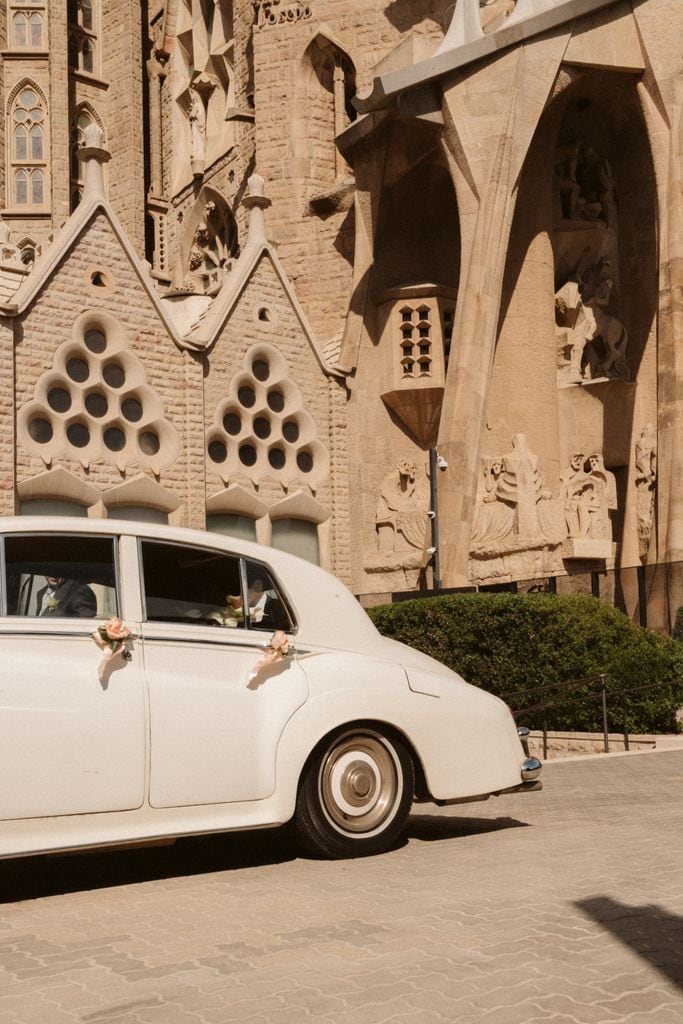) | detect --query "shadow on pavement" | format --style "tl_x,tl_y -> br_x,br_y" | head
576,896 -> 683,989
406,813 -> 529,842
1,815 -> 531,903
0,826 -> 299,903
